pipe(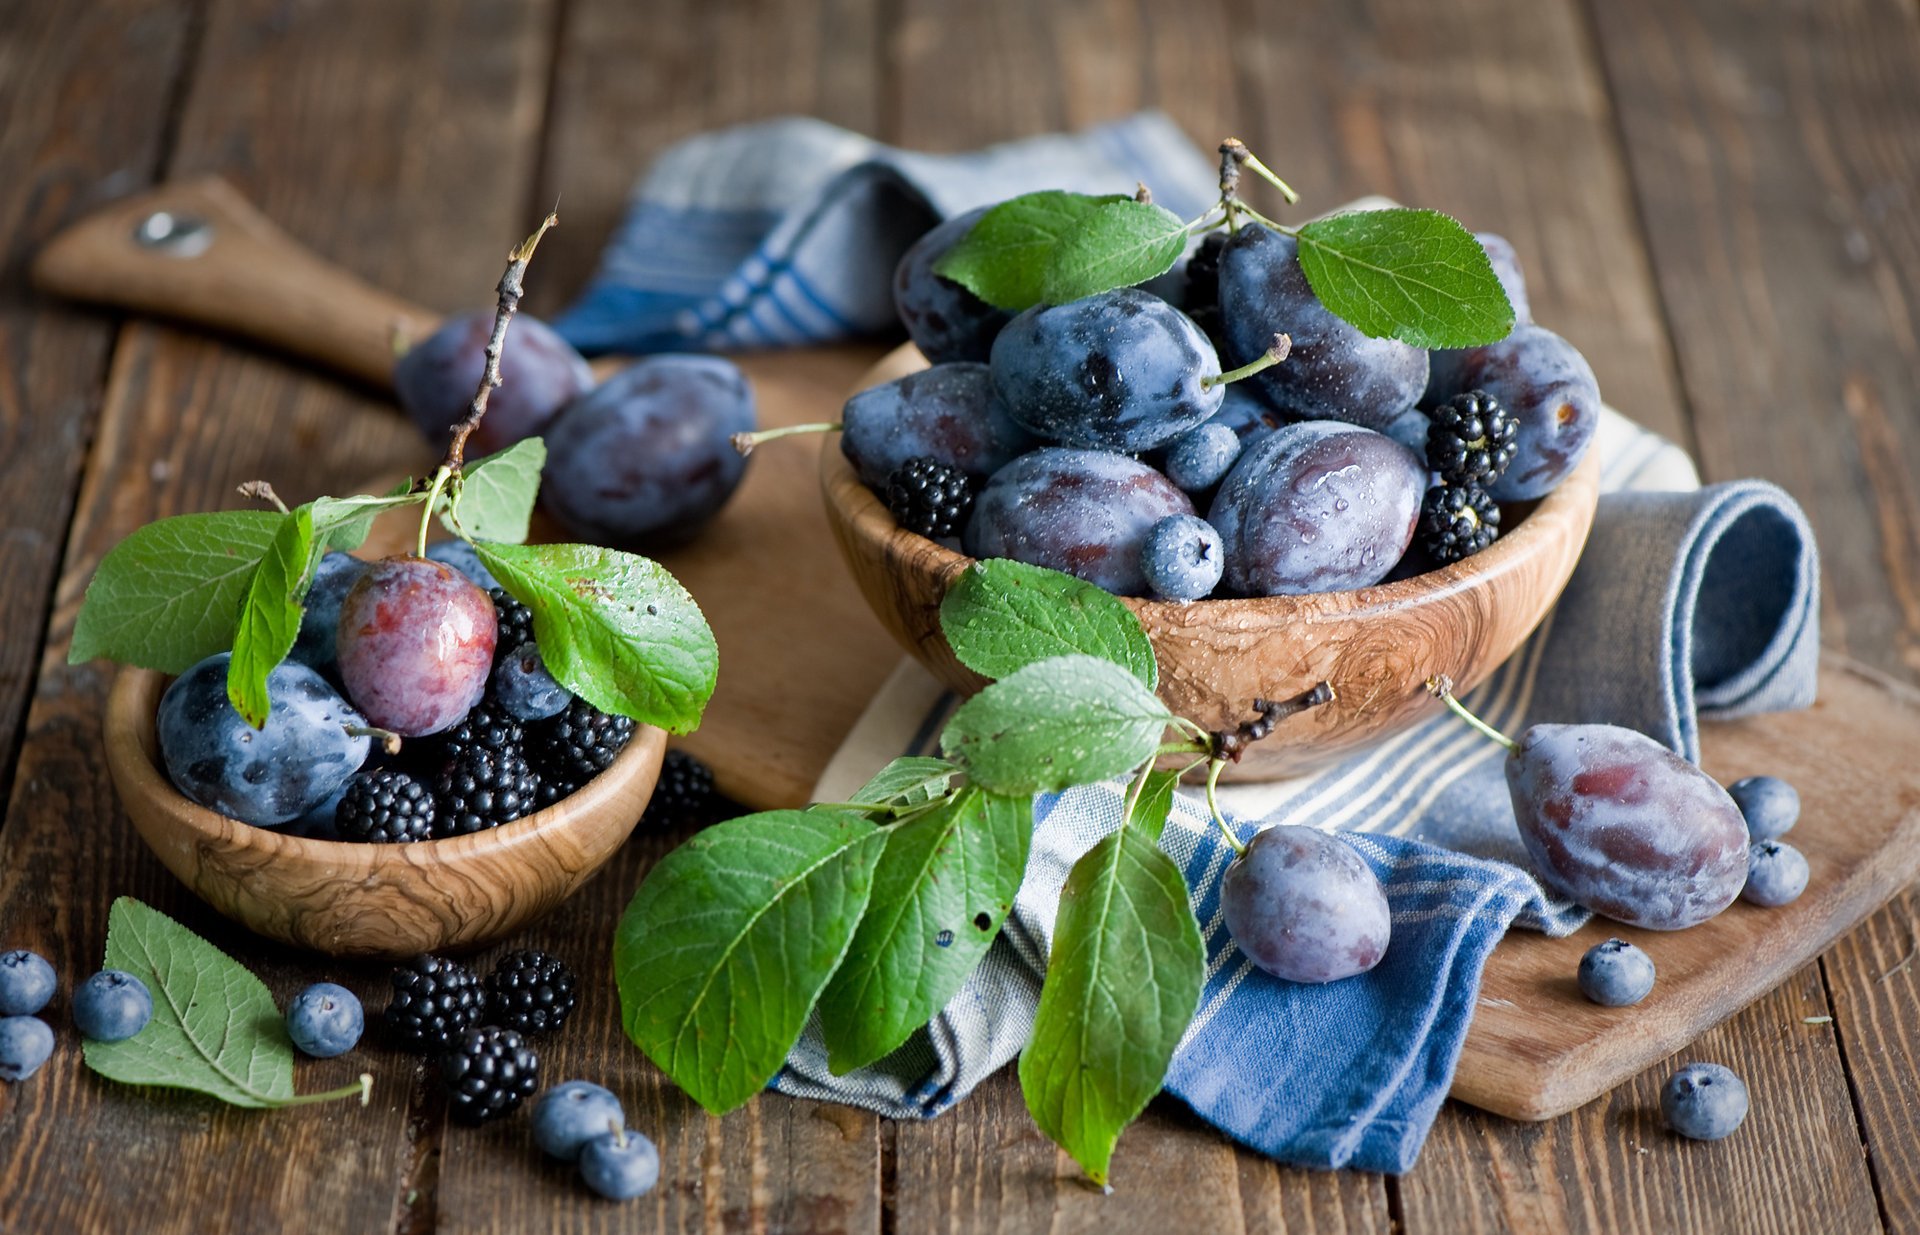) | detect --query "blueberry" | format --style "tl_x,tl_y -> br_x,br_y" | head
1576,938 -> 1655,1006
1163,422 -> 1243,493
157,653 -> 371,826
1141,515 -> 1224,601
0,949 -> 56,1016
893,209 -> 1015,365
72,970 -> 152,1042
1661,1062 -> 1749,1140
285,982 -> 364,1058
1742,840 -> 1809,907
578,1127 -> 661,1200
0,1016 -> 54,1081
289,552 -> 369,676
492,642 -> 573,721
533,1080 -> 628,1162
425,540 -> 501,591
1727,776 -> 1799,841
